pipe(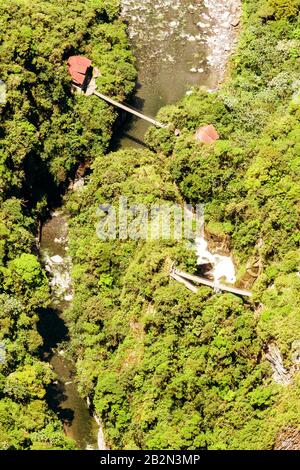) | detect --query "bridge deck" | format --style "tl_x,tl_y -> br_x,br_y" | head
171,268 -> 252,298
93,91 -> 166,128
